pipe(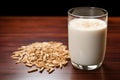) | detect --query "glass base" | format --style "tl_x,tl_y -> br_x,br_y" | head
71,61 -> 102,70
